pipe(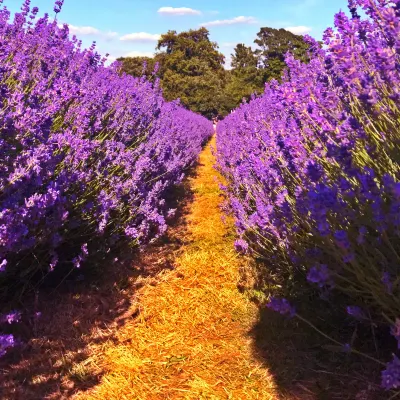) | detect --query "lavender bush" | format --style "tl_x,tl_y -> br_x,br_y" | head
0,0 -> 212,355
216,0 -> 400,390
